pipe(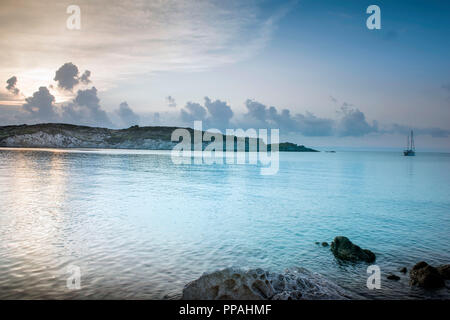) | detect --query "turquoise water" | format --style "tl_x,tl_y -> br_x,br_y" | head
0,148 -> 449,299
